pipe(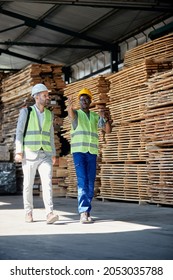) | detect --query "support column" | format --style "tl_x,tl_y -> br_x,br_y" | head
62,66 -> 72,84
110,44 -> 119,73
